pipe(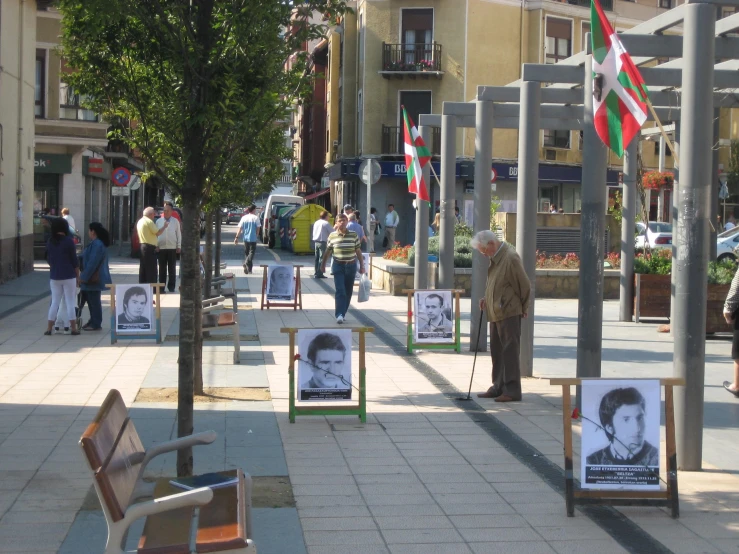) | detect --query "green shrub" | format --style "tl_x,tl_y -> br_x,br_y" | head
708,259 -> 738,285
634,250 -> 737,285
454,222 -> 474,238
408,235 -> 473,268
